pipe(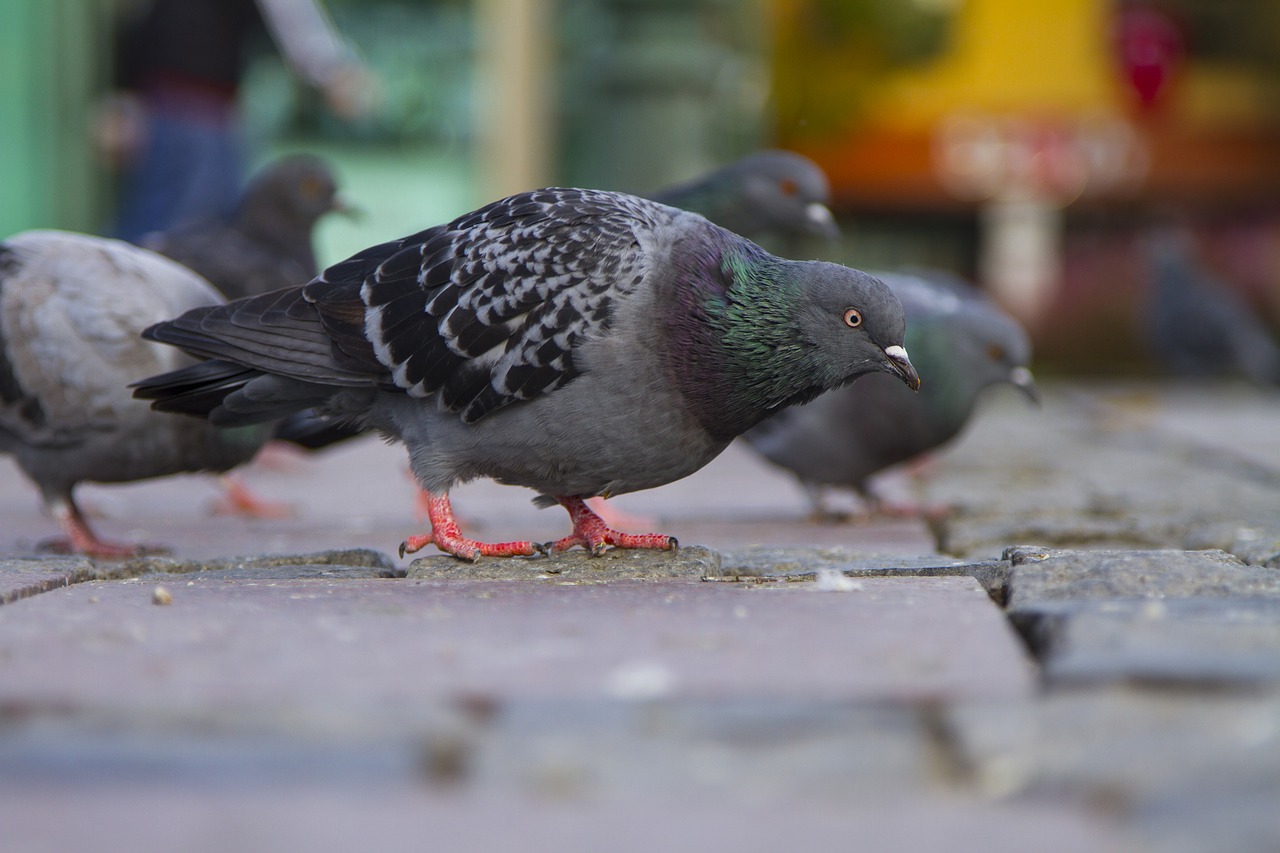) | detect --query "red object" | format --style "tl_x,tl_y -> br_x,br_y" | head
548,497 -> 676,556
401,491 -> 677,561
1114,4 -> 1185,108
